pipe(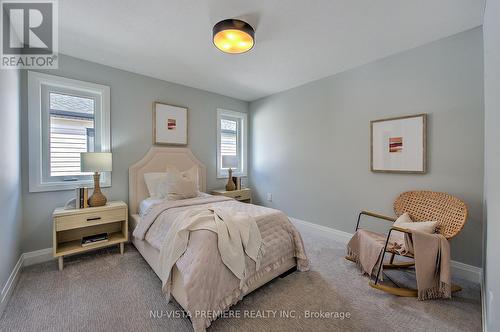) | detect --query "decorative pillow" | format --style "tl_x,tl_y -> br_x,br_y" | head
178,166 -> 199,190
390,212 -> 439,246
157,166 -> 199,200
143,172 -> 168,197
393,212 -> 413,226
